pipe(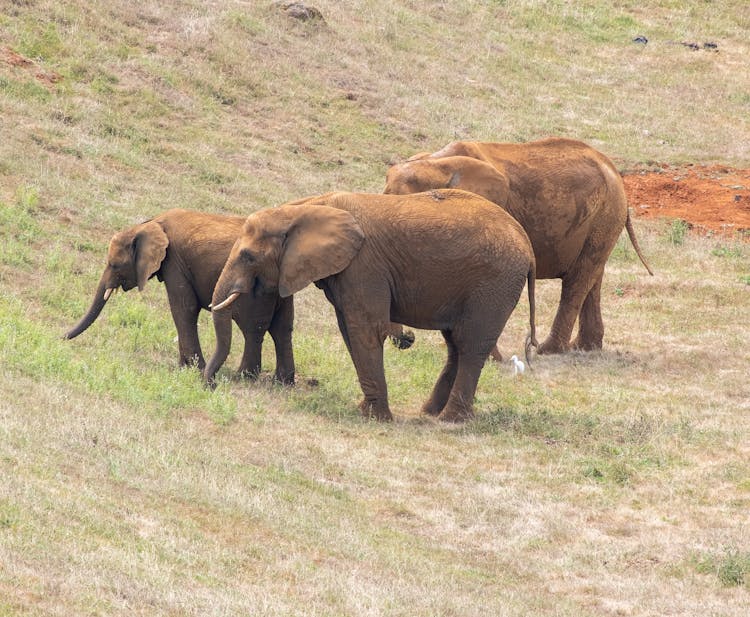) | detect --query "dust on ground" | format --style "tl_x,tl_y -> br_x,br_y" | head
624,165 -> 750,238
